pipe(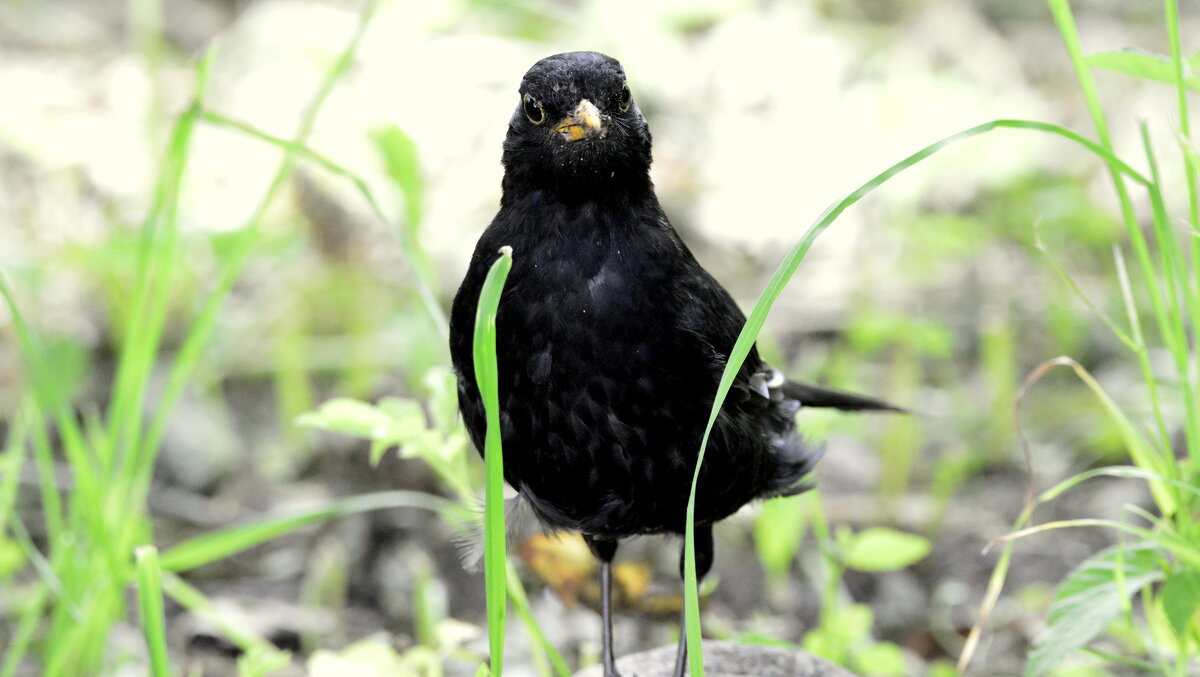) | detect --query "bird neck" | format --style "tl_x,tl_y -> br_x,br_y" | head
500,165 -> 654,210
497,178 -> 661,239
